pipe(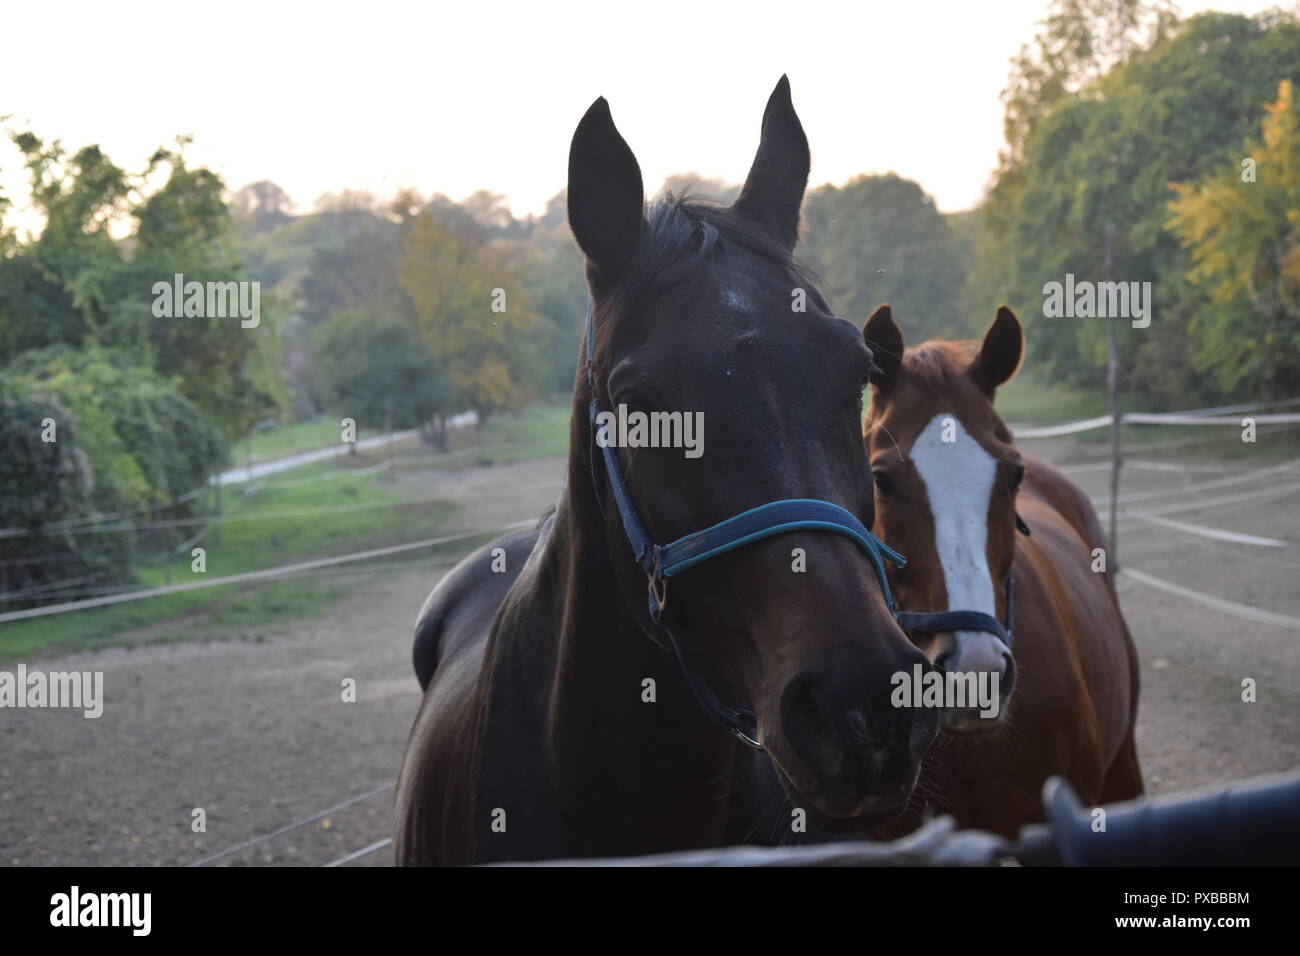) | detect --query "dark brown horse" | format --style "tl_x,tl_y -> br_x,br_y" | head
862,304 -> 1144,838
396,80 -> 939,864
